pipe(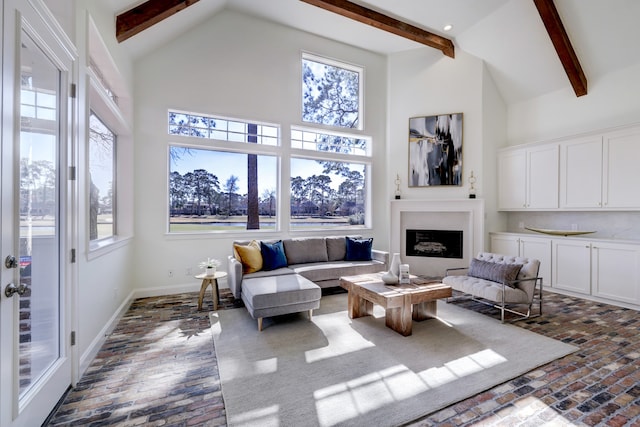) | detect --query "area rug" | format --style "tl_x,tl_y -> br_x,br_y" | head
210,293 -> 577,427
